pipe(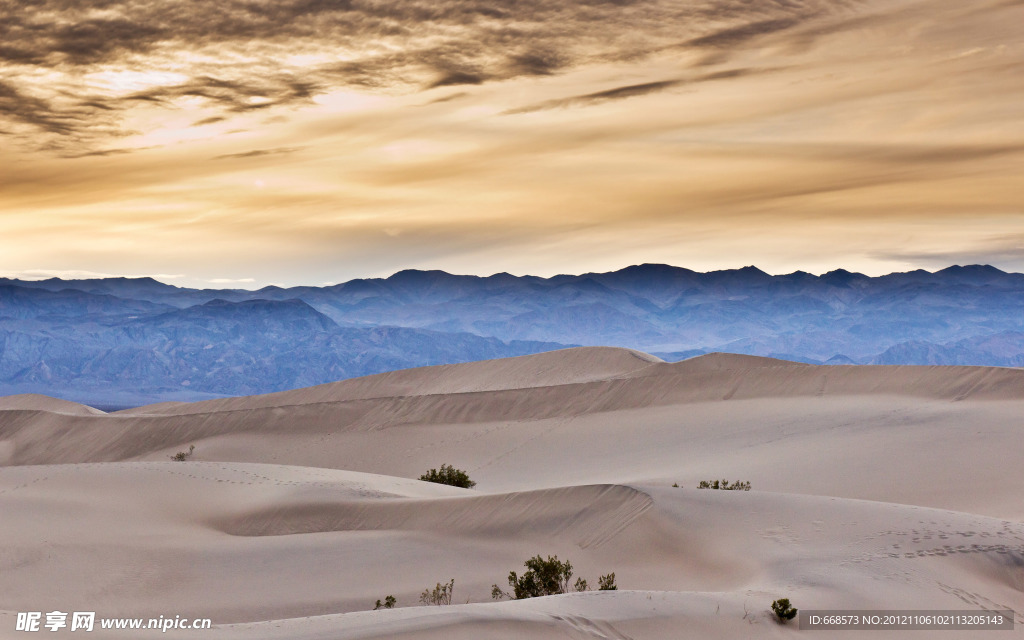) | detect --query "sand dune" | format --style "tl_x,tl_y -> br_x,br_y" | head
0,462 -> 1020,639
1,347 -> 1022,638
2,349 -> 1022,517
116,346 -> 663,416
0,393 -> 105,416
